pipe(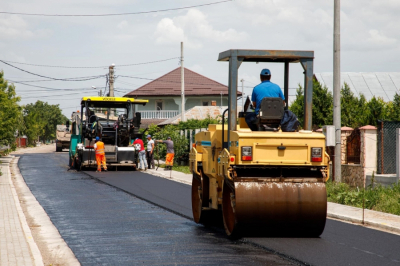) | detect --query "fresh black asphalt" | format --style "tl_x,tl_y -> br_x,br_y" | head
18,152 -> 292,266
86,164 -> 400,266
